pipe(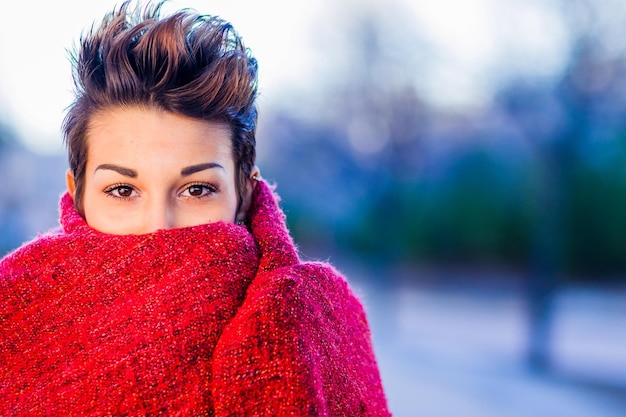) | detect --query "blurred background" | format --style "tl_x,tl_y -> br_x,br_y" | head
1,0 -> 625,415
